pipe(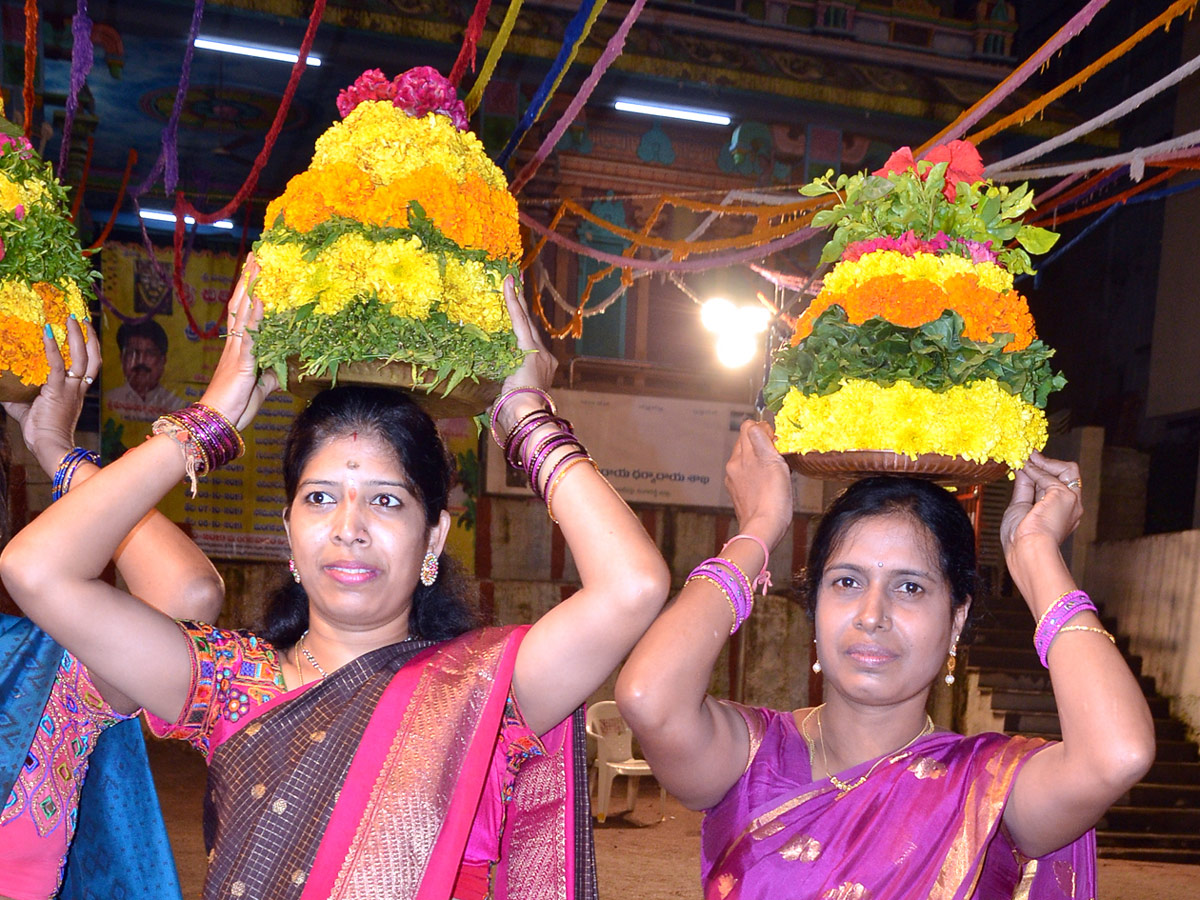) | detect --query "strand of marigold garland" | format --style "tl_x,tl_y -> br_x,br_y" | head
969,0 -> 1200,146
448,0 -> 493,87
917,0 -> 1110,154
22,0 -> 37,140
464,0 -> 525,115
84,148 -> 136,255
